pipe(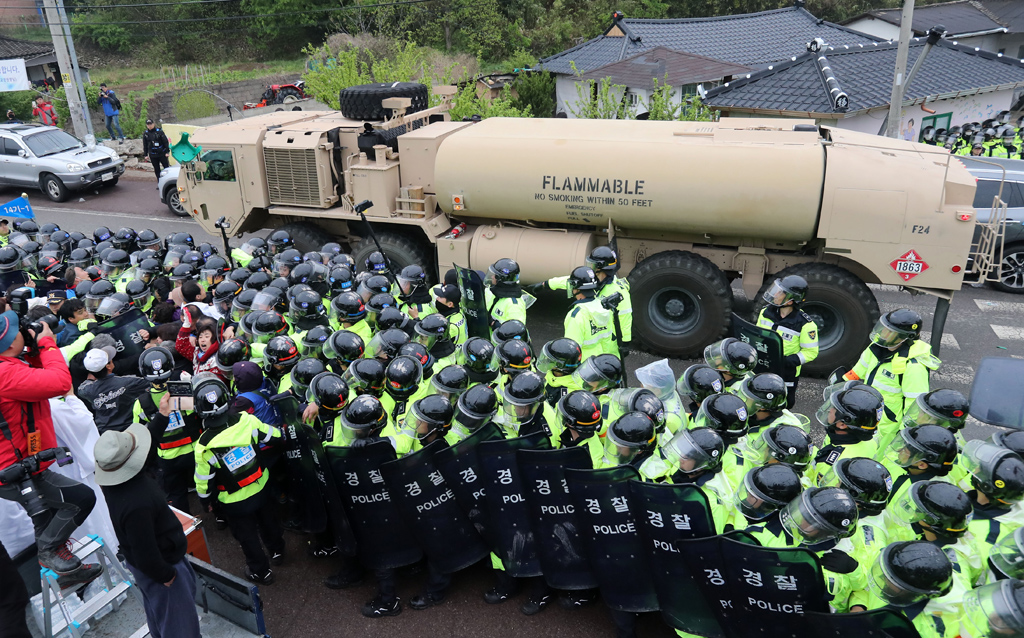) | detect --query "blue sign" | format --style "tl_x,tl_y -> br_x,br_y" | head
0,196 -> 33,219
